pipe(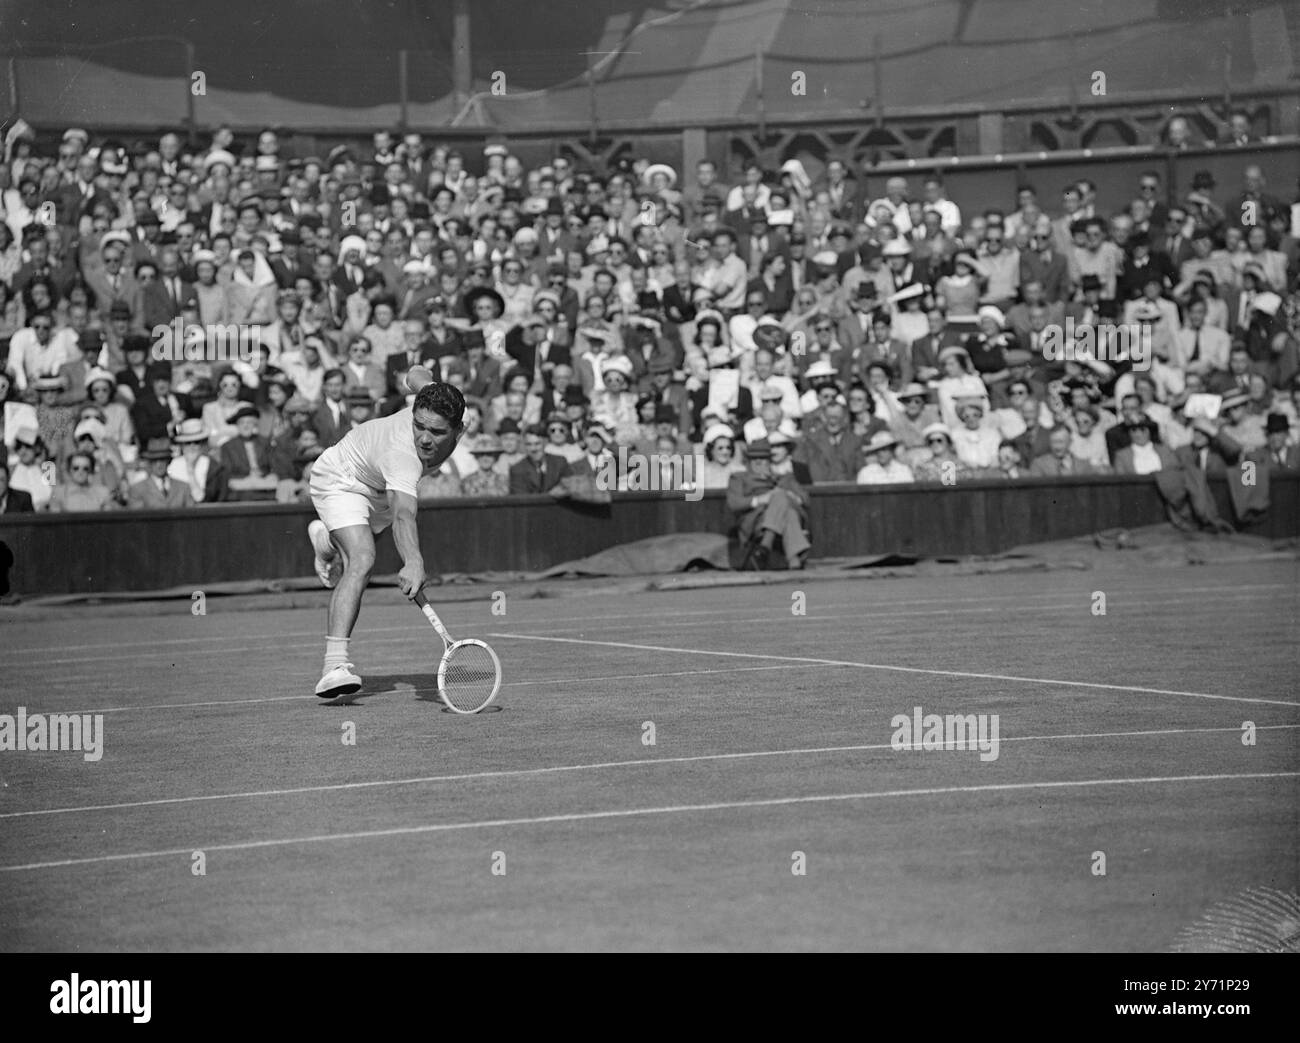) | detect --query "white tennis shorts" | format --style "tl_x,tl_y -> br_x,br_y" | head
308,457 -> 394,534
